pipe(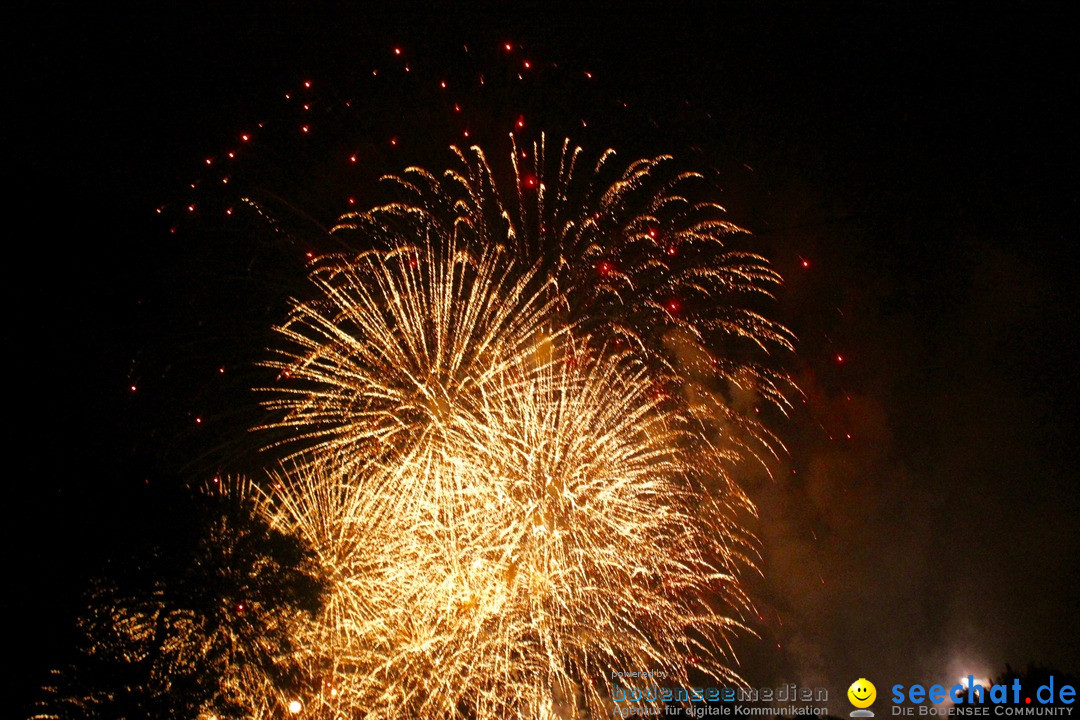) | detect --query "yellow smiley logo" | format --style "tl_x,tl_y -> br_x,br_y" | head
848,678 -> 877,708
